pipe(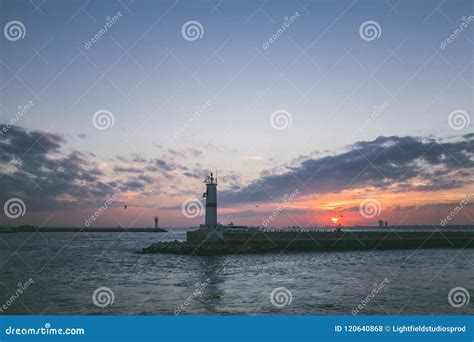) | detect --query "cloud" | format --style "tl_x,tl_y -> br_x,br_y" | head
0,126 -> 184,212
219,135 -> 474,205
2,126 -> 472,219
113,166 -> 144,173
0,125 -> 118,210
116,153 -> 147,163
147,158 -> 177,172
0,125 -> 63,164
